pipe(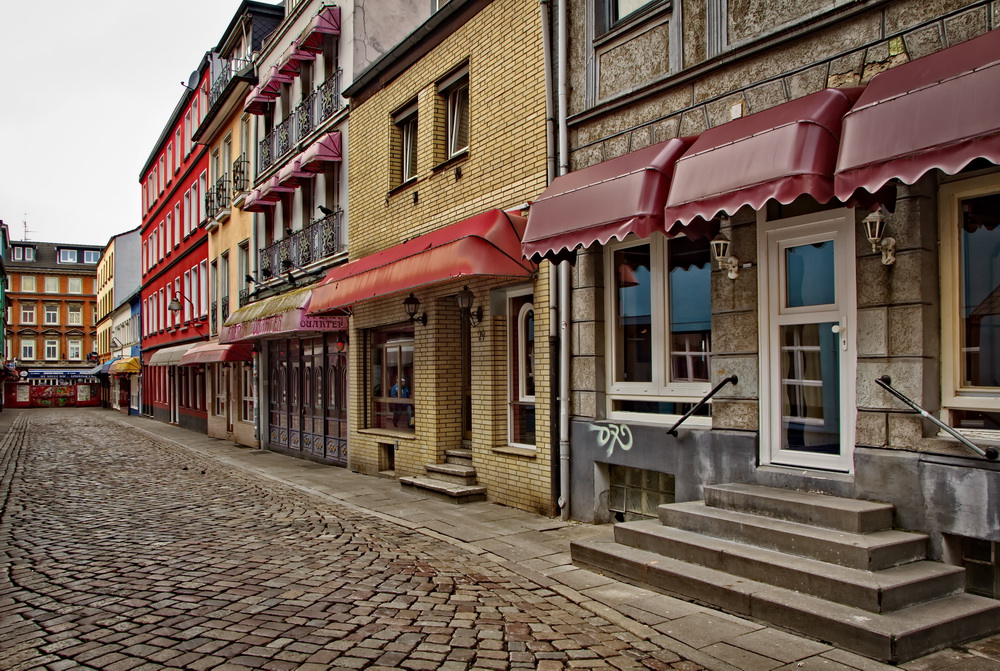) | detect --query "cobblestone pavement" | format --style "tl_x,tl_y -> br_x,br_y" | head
0,411 -> 703,671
